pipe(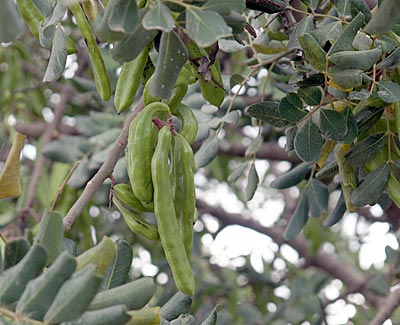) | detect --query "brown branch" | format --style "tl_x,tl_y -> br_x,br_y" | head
63,97 -> 145,230
218,142 -> 301,163
196,199 -> 383,308
15,121 -> 81,138
22,87 -> 74,211
369,288 -> 400,325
